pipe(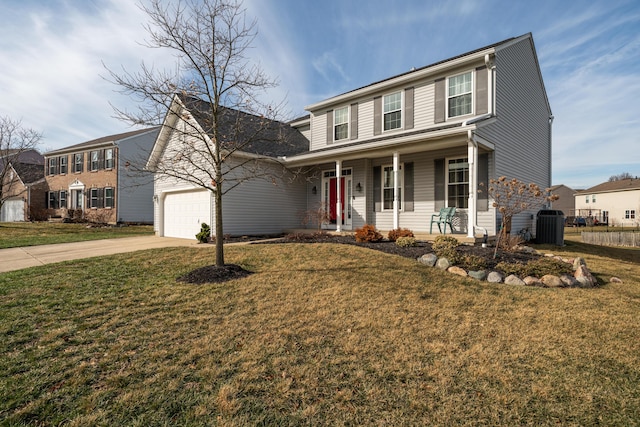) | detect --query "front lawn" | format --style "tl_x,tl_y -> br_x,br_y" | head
1,243 -> 639,425
0,222 -> 154,249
